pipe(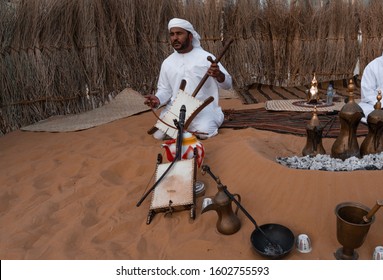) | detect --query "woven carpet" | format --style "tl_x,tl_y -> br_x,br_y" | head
221,108 -> 368,138
238,78 -> 361,104
21,88 -> 150,132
